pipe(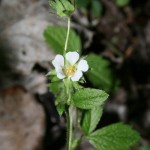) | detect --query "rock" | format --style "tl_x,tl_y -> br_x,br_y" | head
0,0 -> 47,31
0,18 -> 54,92
0,0 -> 65,31
0,86 -> 45,150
